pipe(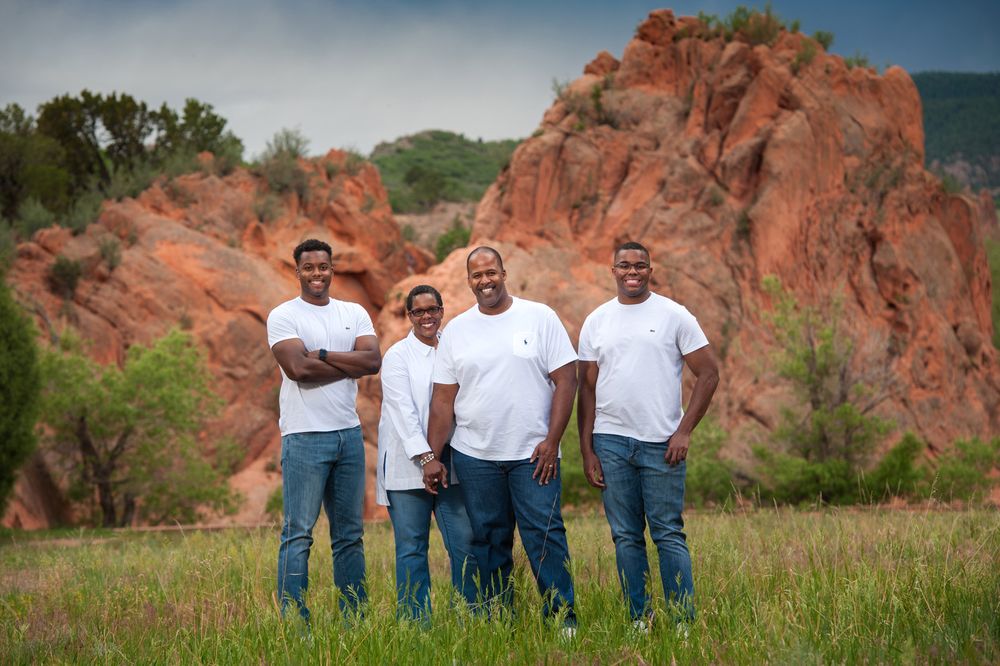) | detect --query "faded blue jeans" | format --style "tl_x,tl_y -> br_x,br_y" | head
593,433 -> 694,622
386,474 -> 478,621
277,427 -> 366,621
452,448 -> 576,625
